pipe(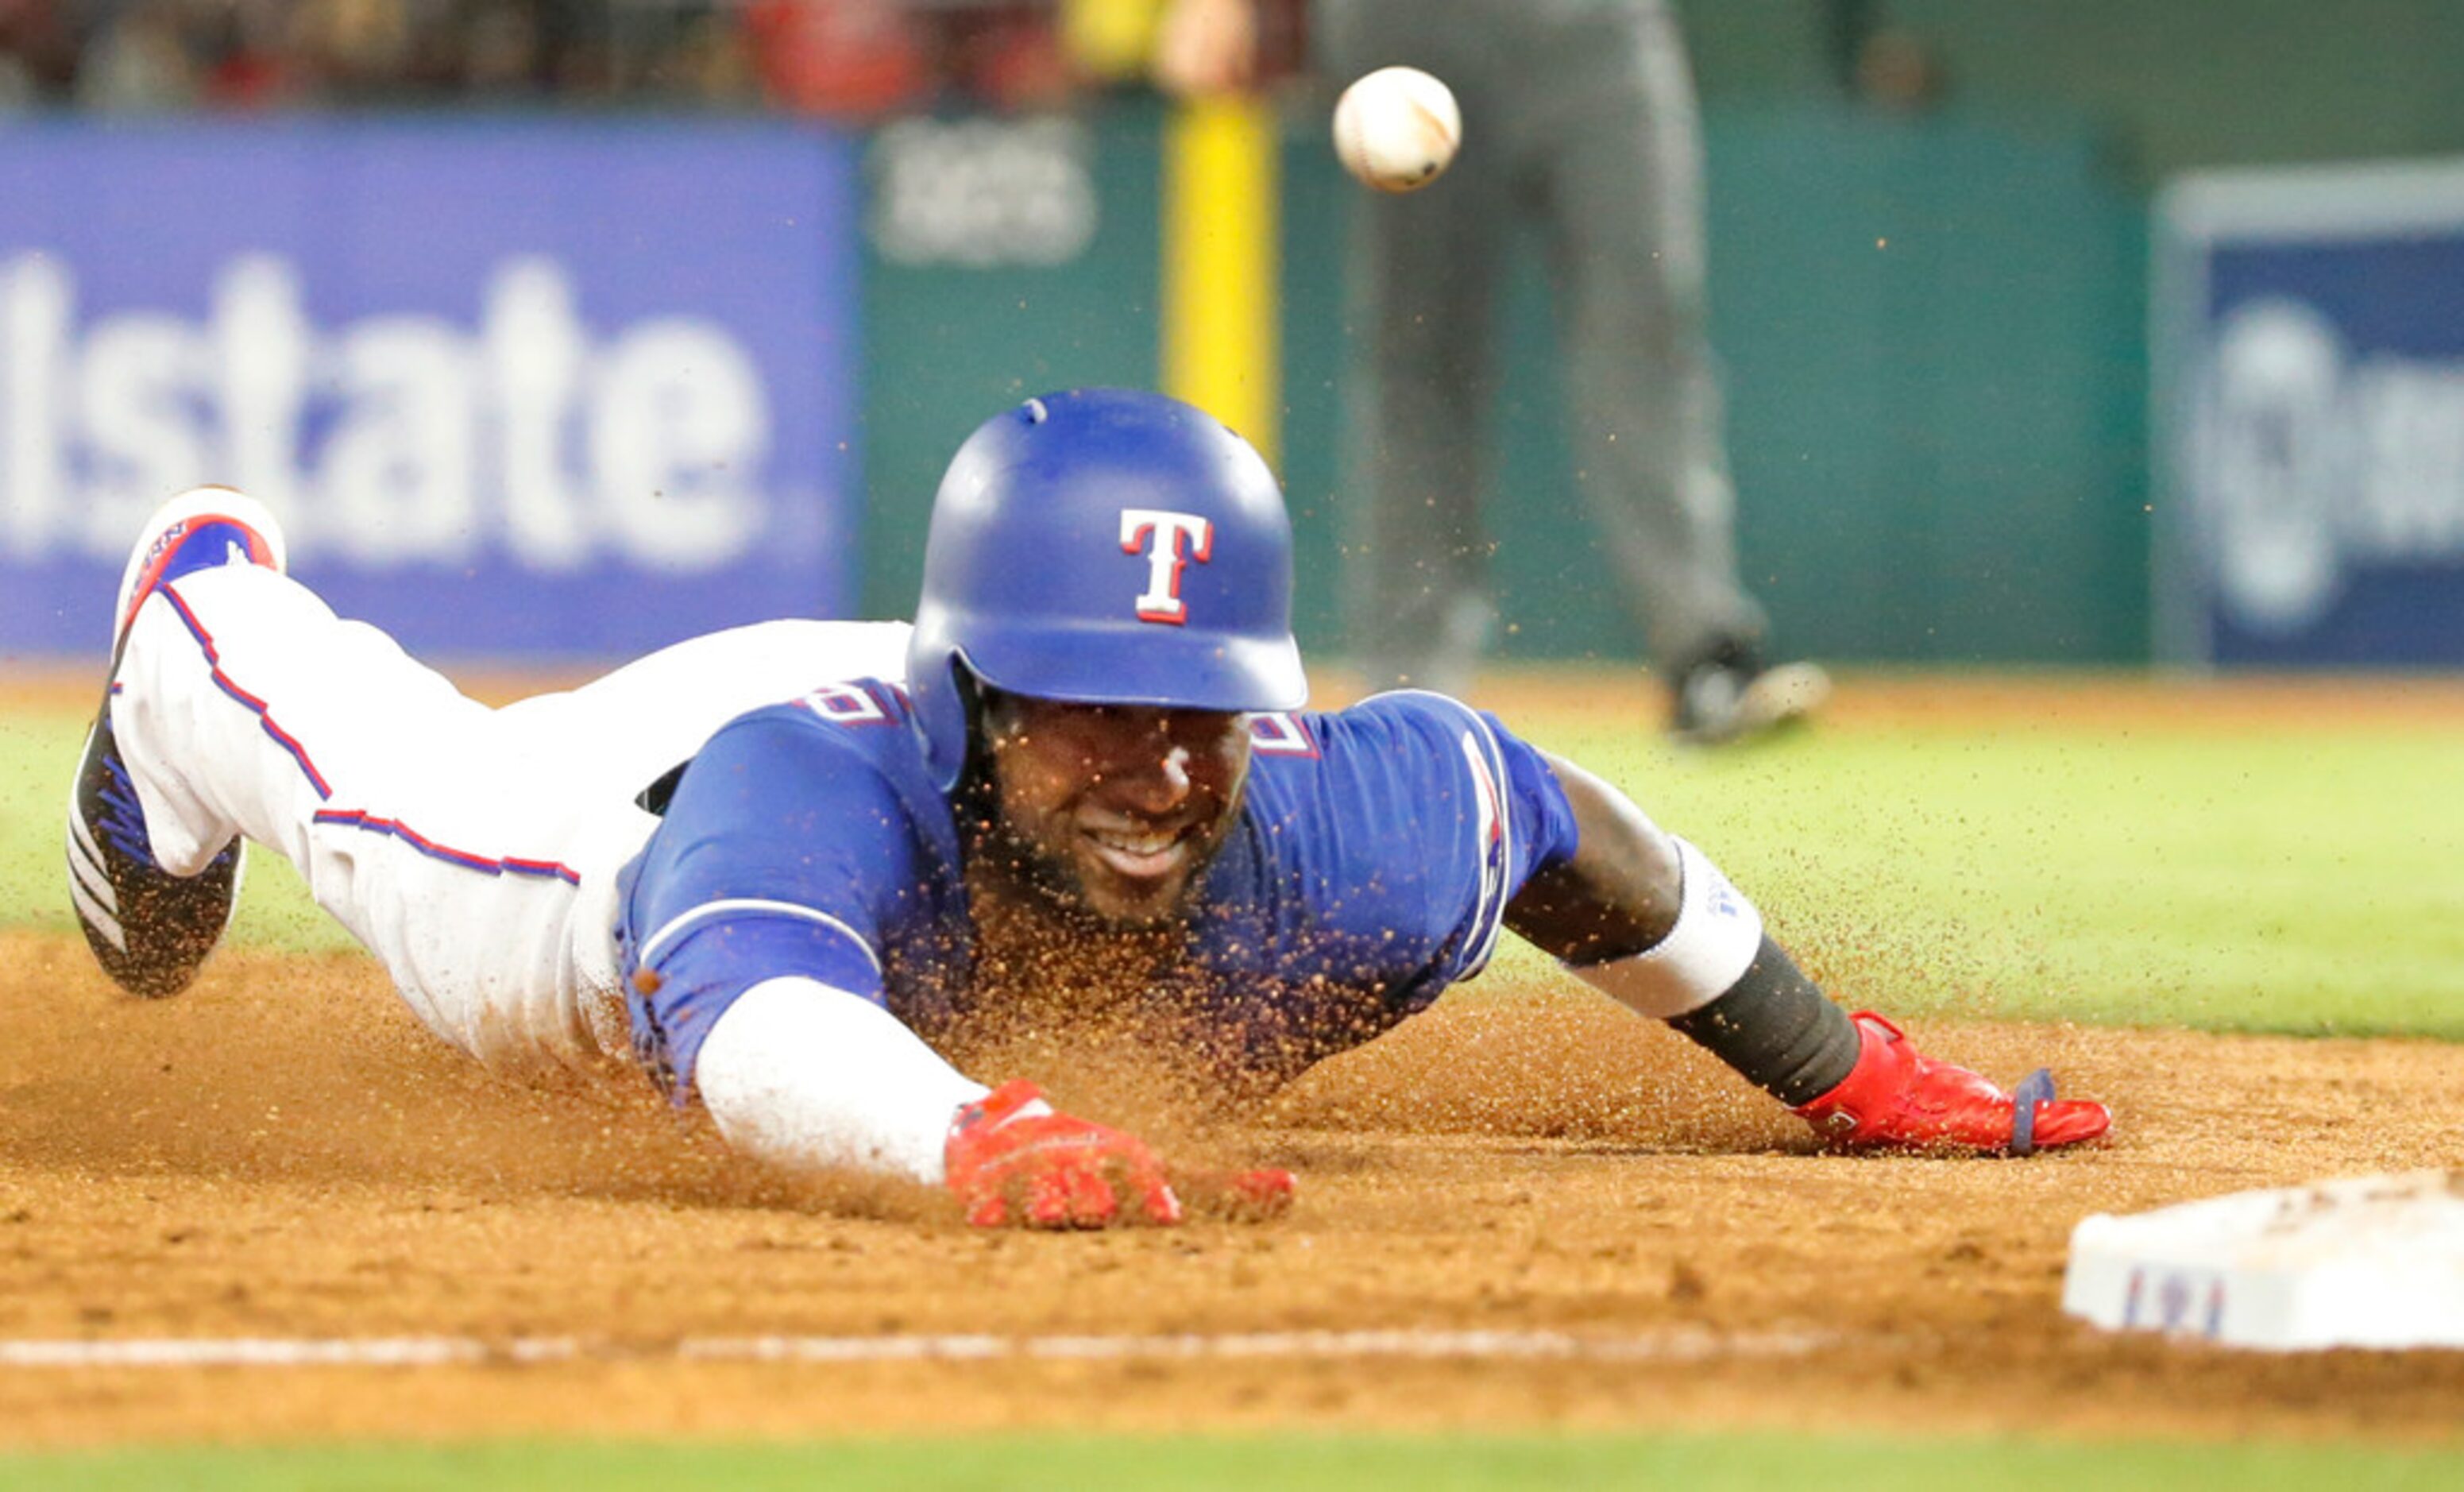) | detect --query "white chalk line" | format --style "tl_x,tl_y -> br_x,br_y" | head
0,1328 -> 1833,1371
